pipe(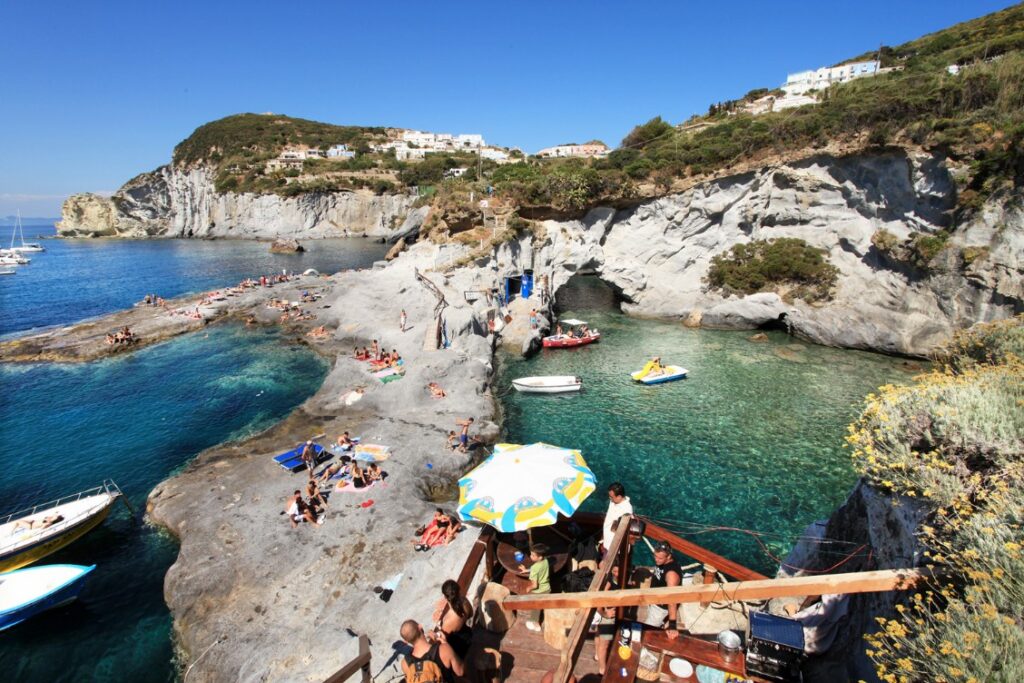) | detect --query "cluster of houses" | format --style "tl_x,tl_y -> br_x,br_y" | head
371,130 -> 518,163
736,59 -> 903,116
265,145 -> 355,172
